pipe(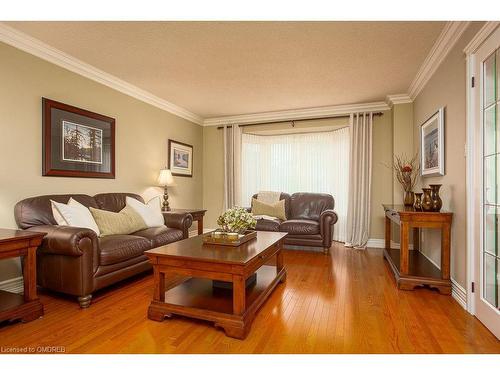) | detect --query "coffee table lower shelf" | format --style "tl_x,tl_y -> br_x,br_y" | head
148,265 -> 286,339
